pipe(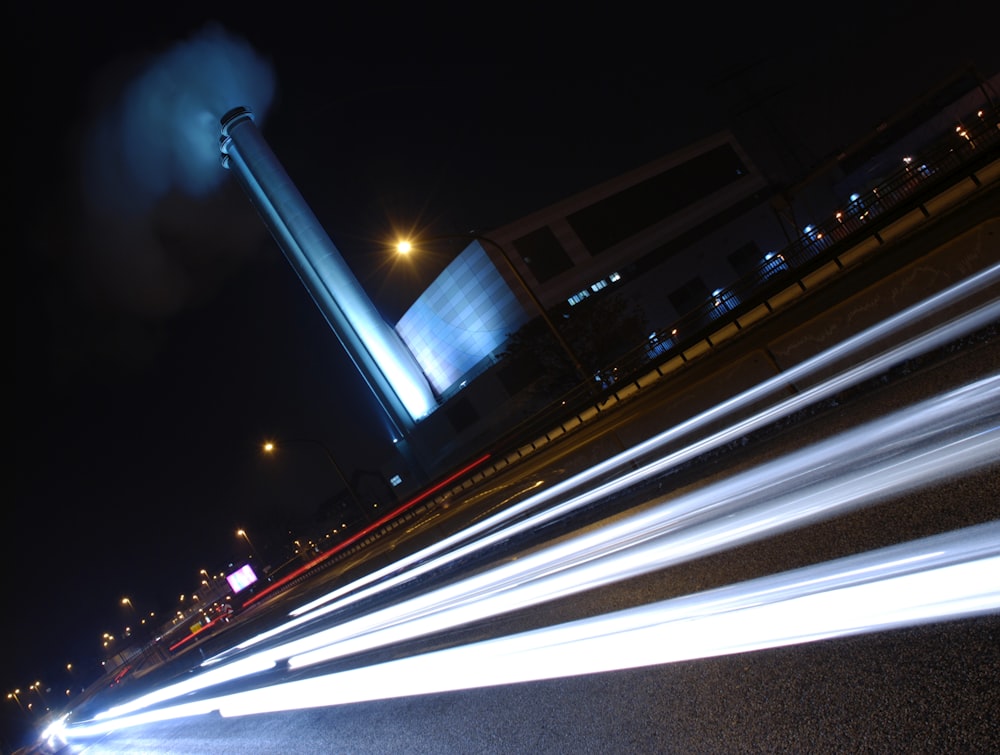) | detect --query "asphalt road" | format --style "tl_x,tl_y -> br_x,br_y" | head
55,615 -> 1000,754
